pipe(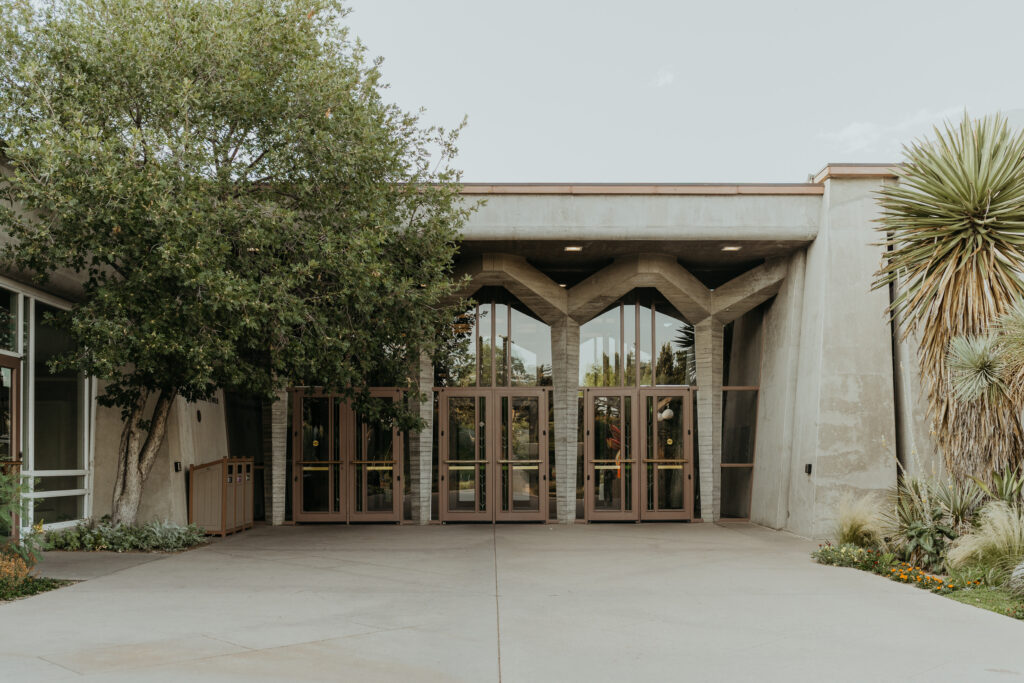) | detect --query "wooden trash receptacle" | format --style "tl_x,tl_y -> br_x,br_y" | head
189,458 -> 254,537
